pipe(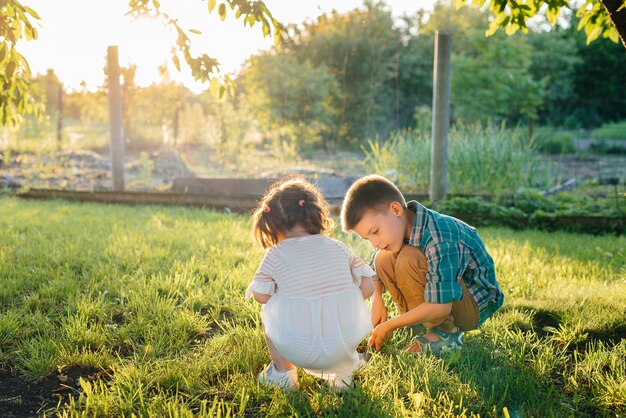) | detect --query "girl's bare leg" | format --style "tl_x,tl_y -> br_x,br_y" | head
264,333 -> 294,371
